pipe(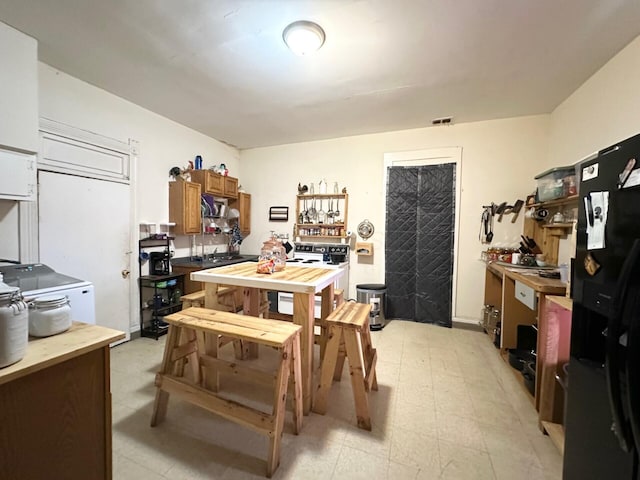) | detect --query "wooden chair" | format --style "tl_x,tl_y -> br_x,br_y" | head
151,307 -> 303,478
266,288 -> 344,360
313,301 -> 378,430
181,287 -> 238,312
